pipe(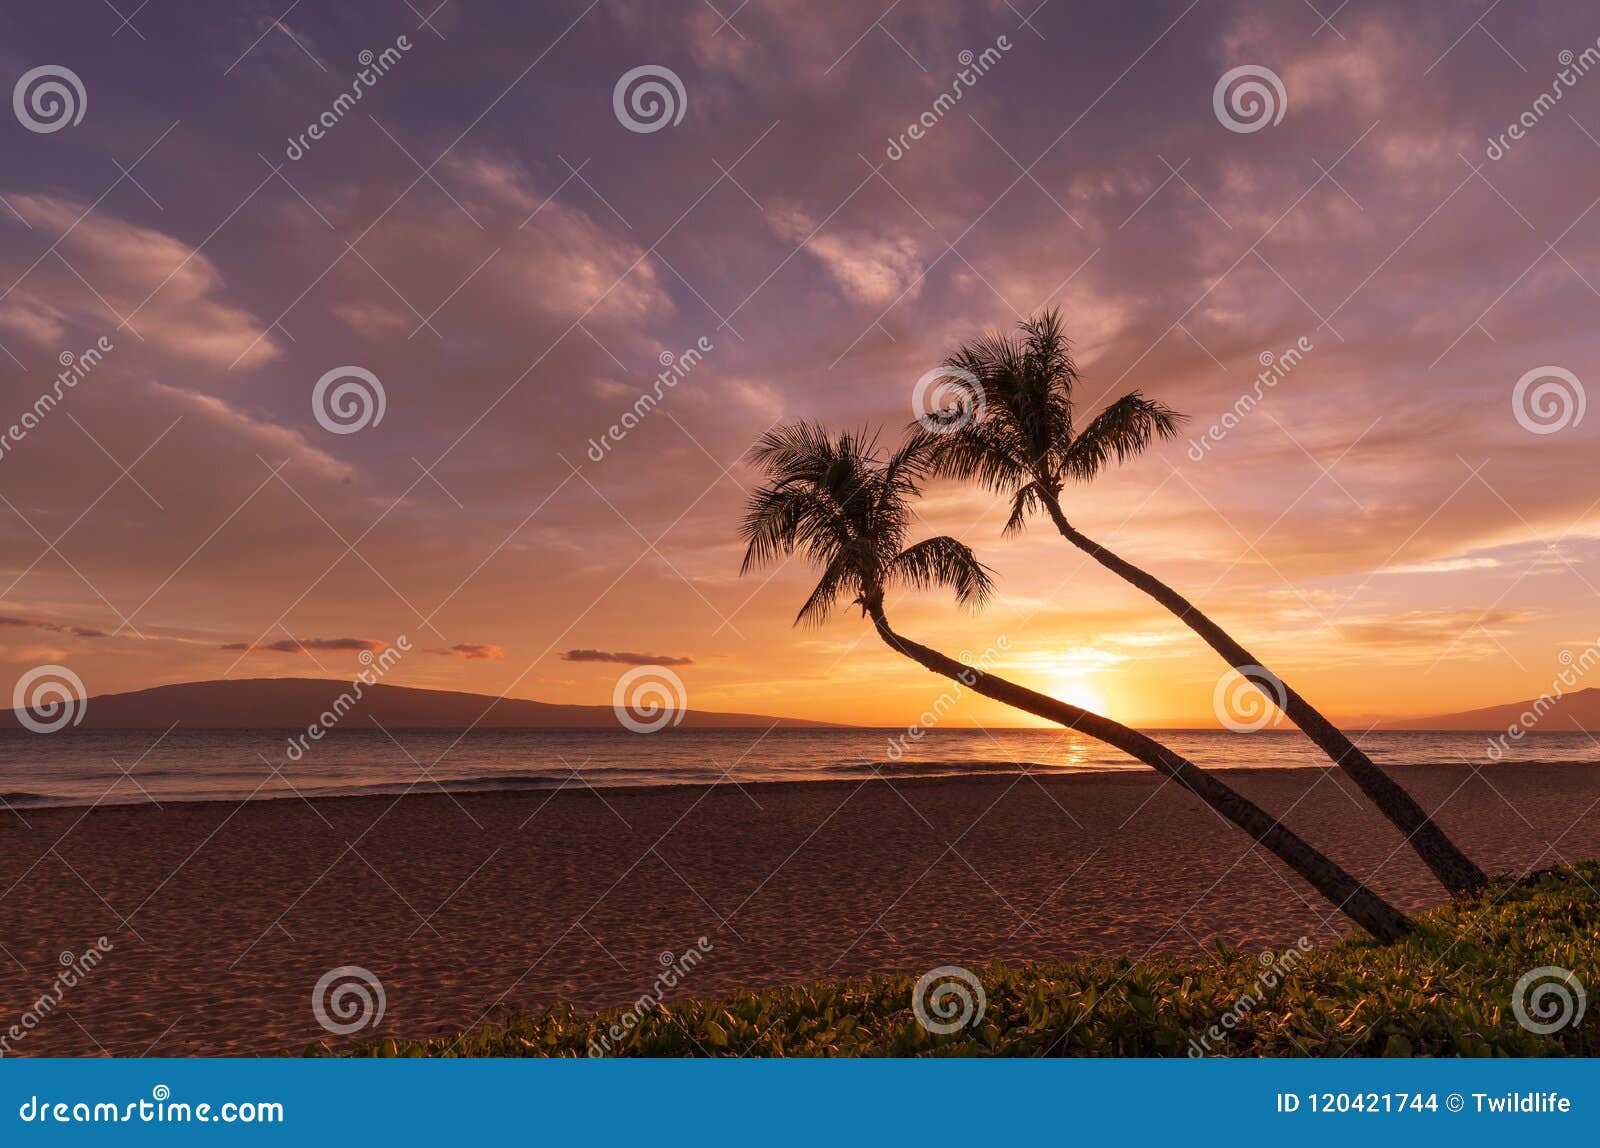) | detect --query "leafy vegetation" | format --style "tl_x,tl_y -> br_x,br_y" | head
308,863 -> 1598,1057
